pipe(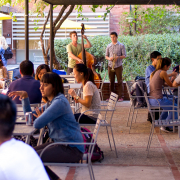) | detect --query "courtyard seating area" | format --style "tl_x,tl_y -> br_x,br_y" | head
46,101 -> 180,180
